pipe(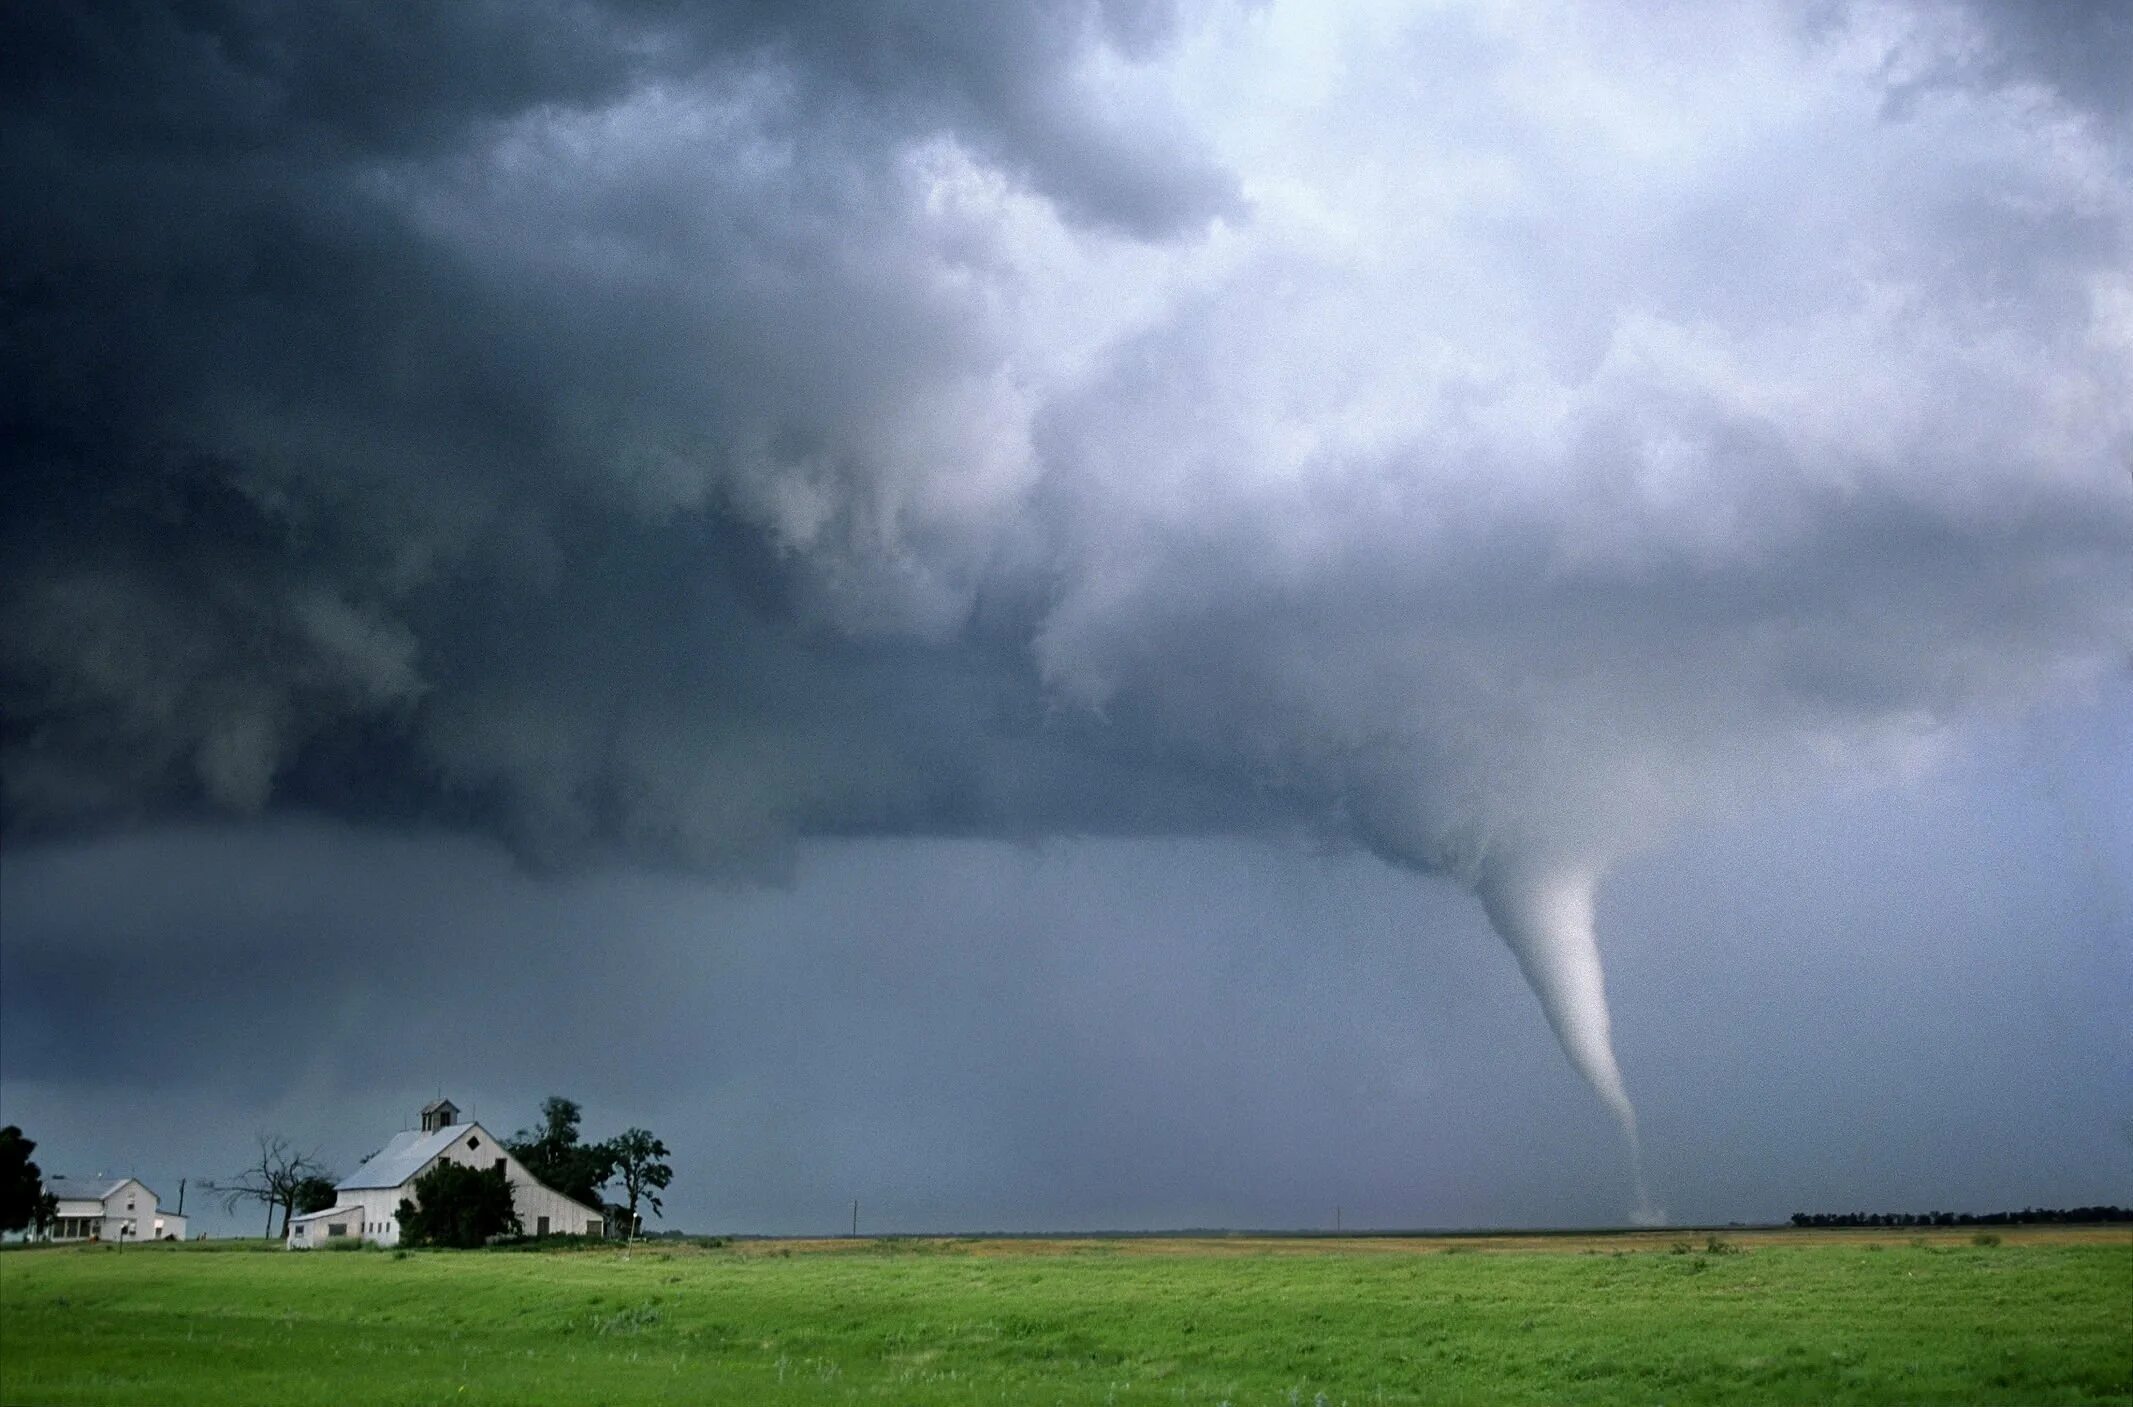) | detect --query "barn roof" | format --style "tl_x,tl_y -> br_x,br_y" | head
334,1126 -> 466,1191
